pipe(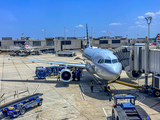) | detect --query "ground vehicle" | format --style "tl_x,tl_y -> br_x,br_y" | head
0,93 -> 43,118
35,66 -> 44,76
37,68 -> 47,79
112,94 -> 151,120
